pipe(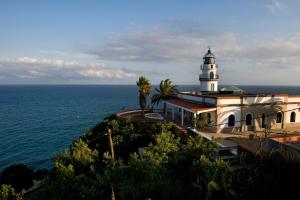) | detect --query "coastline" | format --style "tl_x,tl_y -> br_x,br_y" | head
1,85 -> 300,171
